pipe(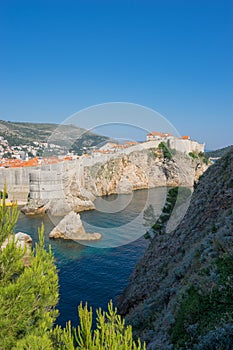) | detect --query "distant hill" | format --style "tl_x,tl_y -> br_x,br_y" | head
206,145 -> 233,158
0,120 -> 111,155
